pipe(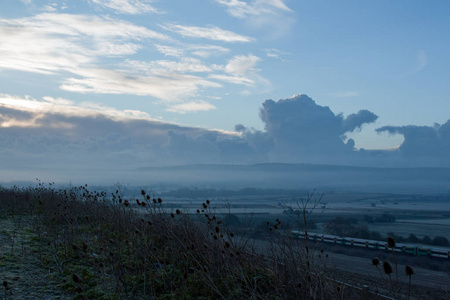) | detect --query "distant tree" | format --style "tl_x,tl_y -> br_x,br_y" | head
375,213 -> 396,223
223,213 -> 241,227
370,231 -> 383,241
407,233 -> 420,243
363,215 -> 374,223
354,224 -> 371,239
422,235 -> 432,245
431,236 -> 449,247
325,217 -> 355,237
